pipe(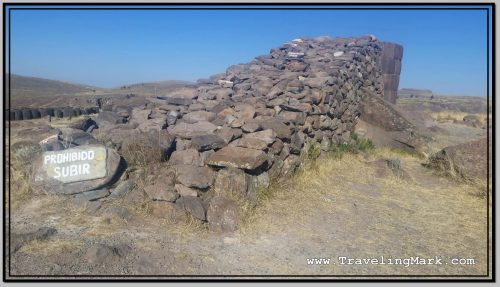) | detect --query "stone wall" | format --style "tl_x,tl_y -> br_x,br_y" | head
9,106 -> 100,121
33,35 -> 404,231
